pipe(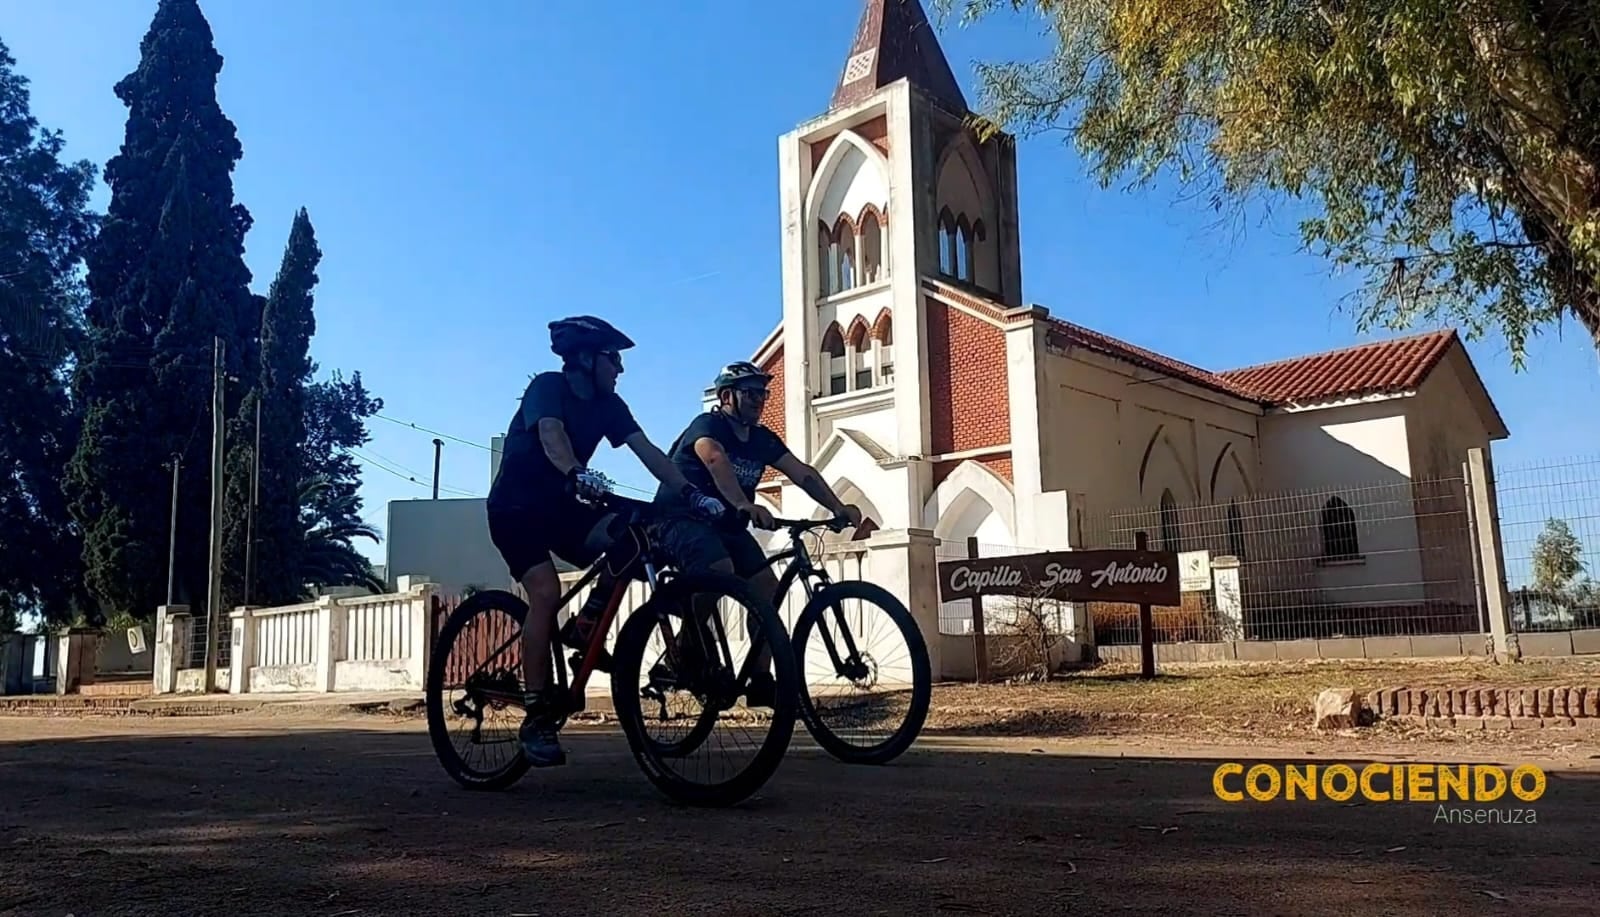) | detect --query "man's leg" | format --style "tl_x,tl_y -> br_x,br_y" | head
518,558 -> 566,767
723,531 -> 782,707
